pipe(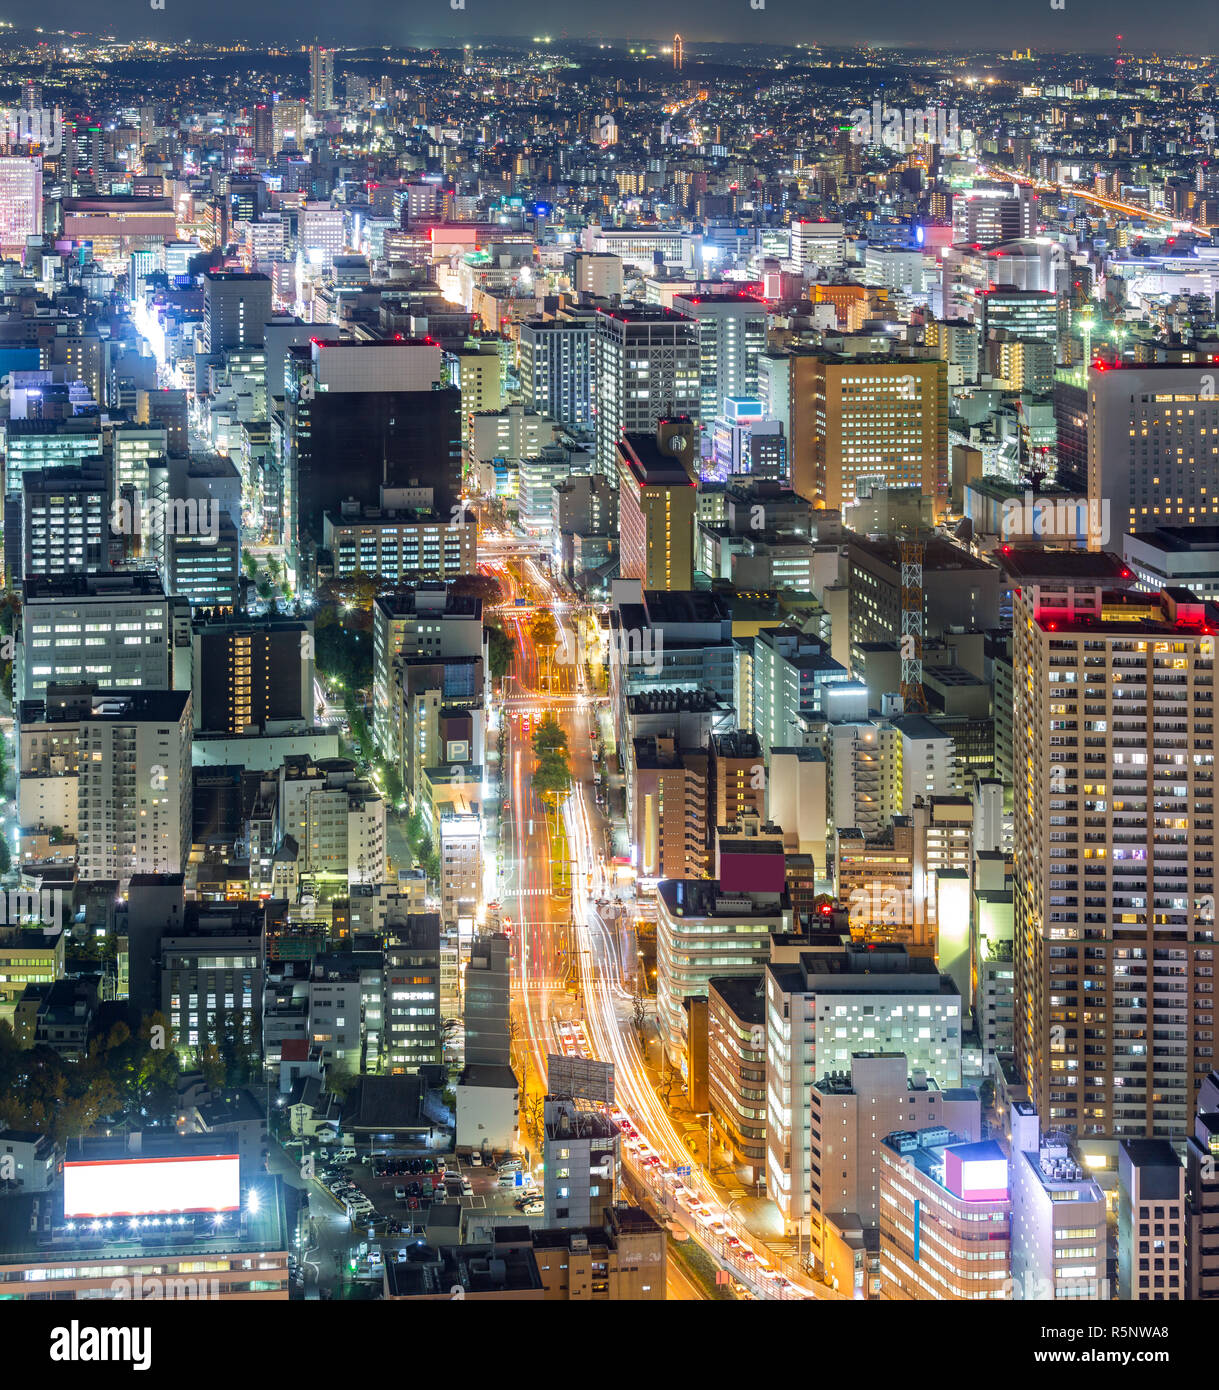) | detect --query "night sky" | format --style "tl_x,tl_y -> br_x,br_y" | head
28,1 -> 1219,54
